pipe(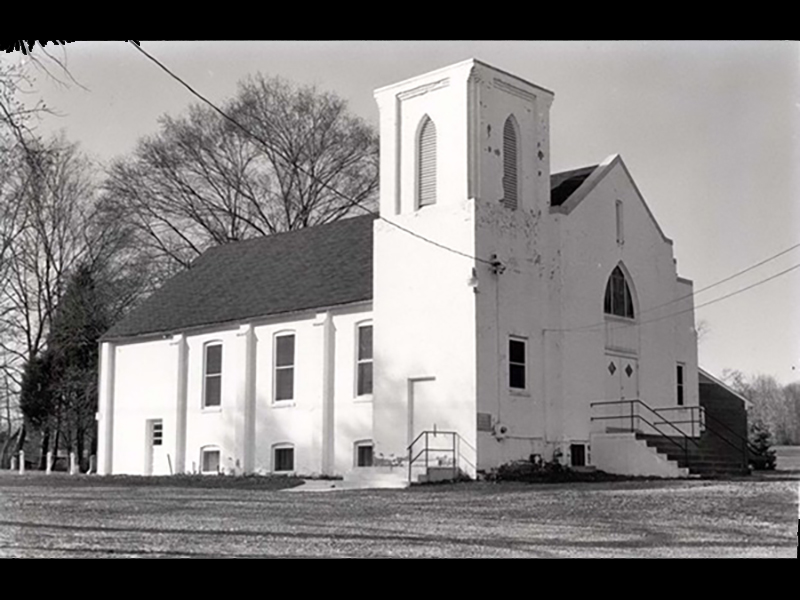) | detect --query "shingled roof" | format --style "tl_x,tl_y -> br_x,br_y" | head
550,165 -> 597,206
101,215 -> 377,341
102,168 -> 598,341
